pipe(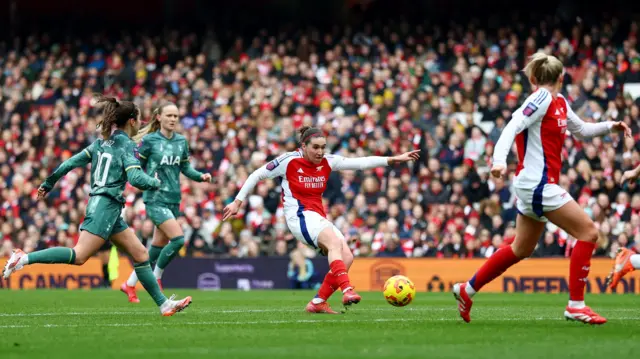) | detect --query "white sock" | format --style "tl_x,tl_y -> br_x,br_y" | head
568,300 -> 585,309
630,254 -> 640,269
18,255 -> 29,266
126,271 -> 138,287
465,282 -> 477,297
312,298 -> 325,304
341,286 -> 352,293
153,266 -> 164,280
